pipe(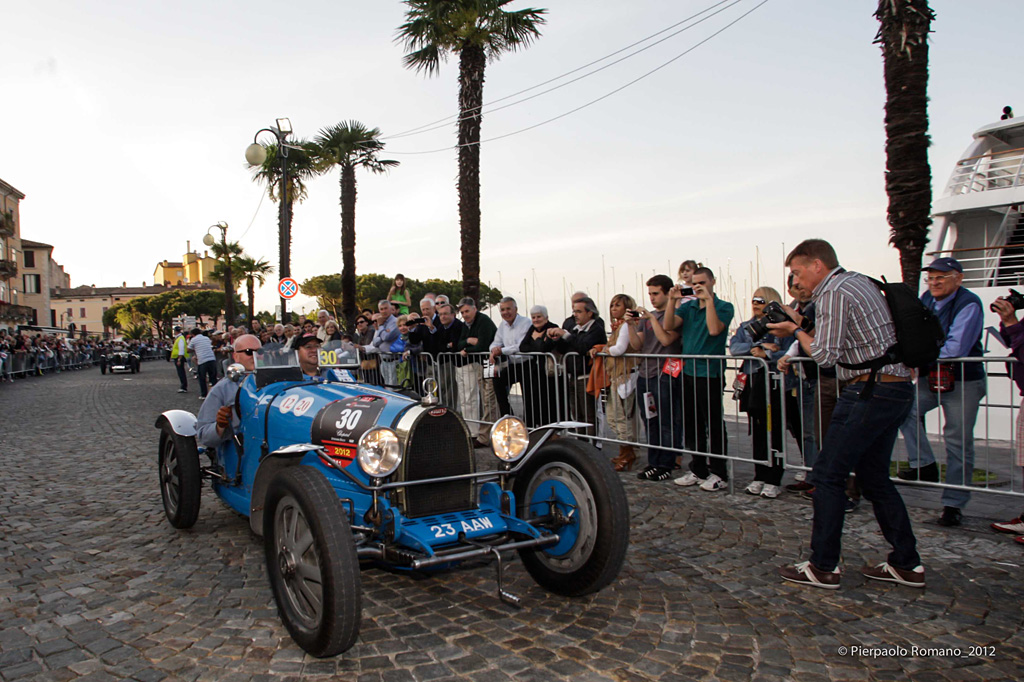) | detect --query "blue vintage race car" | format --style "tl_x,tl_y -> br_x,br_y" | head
154,344 -> 629,657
